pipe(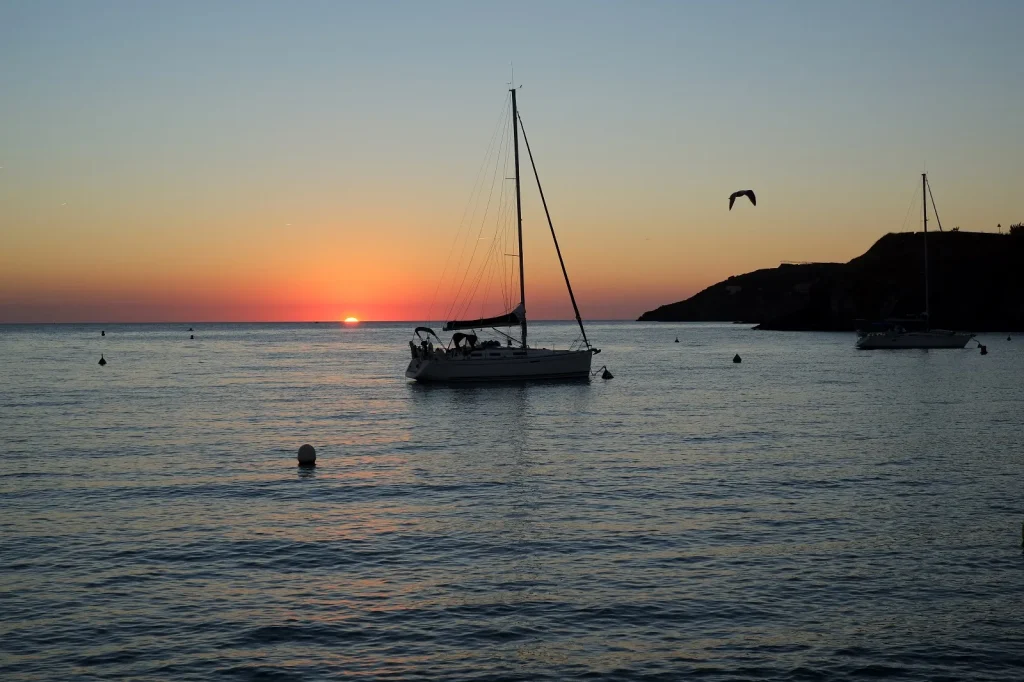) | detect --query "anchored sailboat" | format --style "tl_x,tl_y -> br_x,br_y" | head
405,88 -> 599,381
856,173 -> 974,349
